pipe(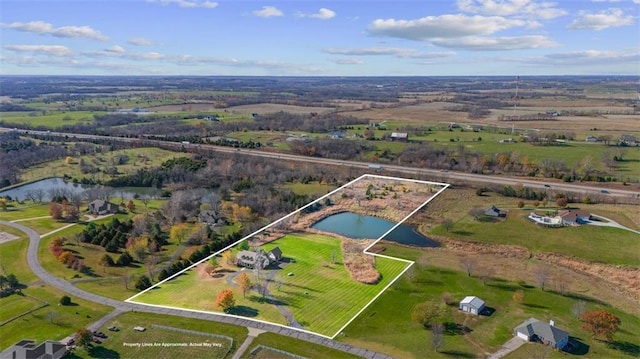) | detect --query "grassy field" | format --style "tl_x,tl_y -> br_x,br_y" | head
0,111 -> 98,128
69,311 -> 248,359
429,210 -> 640,266
283,181 -> 335,196
132,233 -> 409,337
340,245 -> 640,359
242,332 -> 360,359
0,285 -> 112,350
0,232 -> 38,284
0,295 -> 45,324
0,203 -> 51,221
13,217 -> 72,235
